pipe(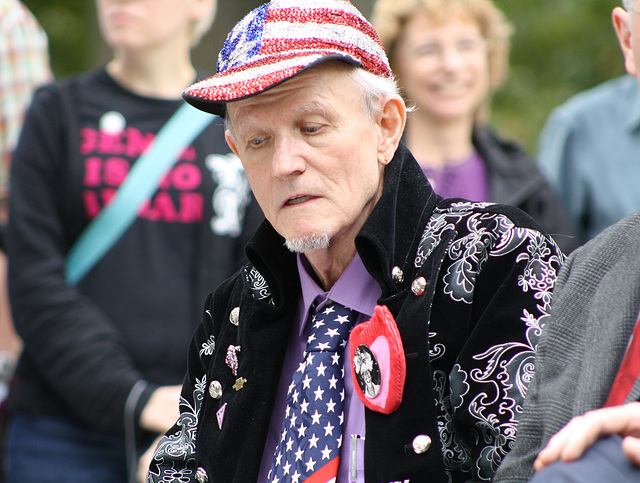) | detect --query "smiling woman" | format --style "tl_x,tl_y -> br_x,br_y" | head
371,0 -> 578,254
